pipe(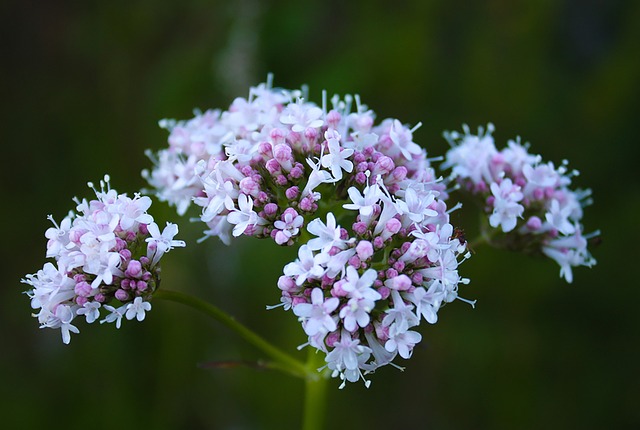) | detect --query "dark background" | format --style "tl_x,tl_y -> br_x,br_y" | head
2,1 -> 638,429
